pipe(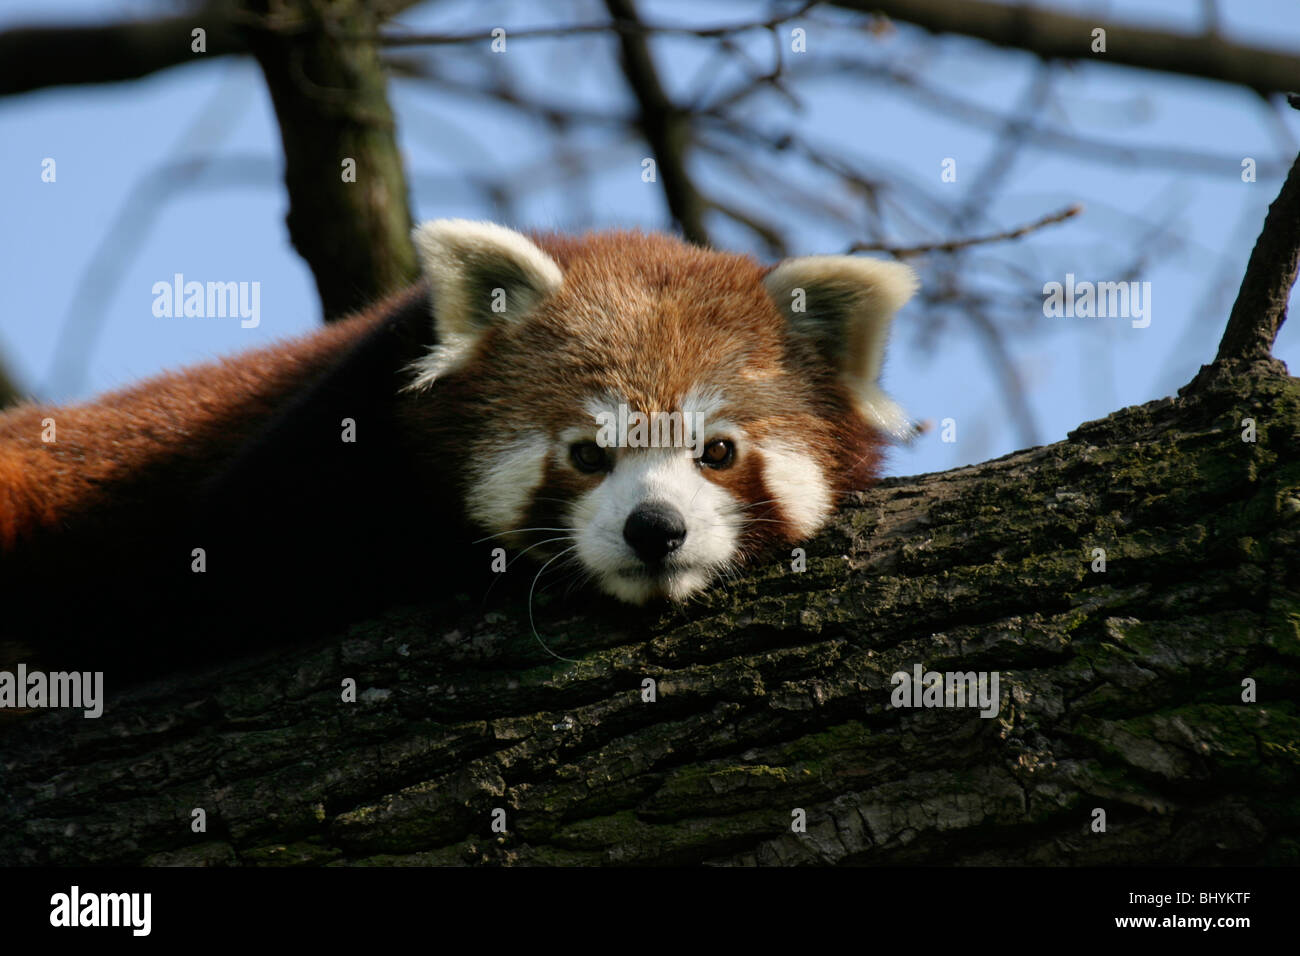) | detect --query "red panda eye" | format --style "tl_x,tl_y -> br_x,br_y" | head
700,439 -> 735,469
570,441 -> 609,473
